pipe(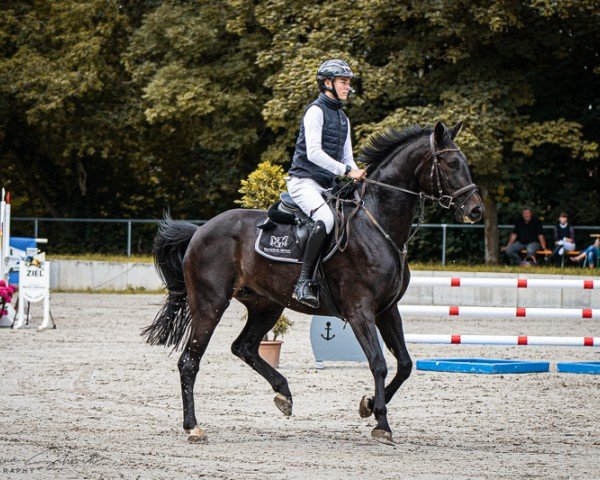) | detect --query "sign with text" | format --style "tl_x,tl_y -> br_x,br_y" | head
16,259 -> 50,329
